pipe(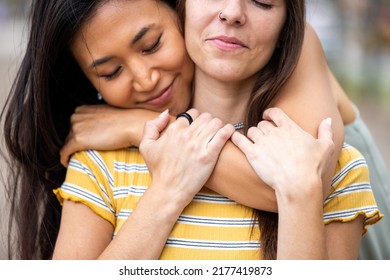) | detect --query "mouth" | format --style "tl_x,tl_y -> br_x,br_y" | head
139,81 -> 174,107
208,36 -> 248,50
